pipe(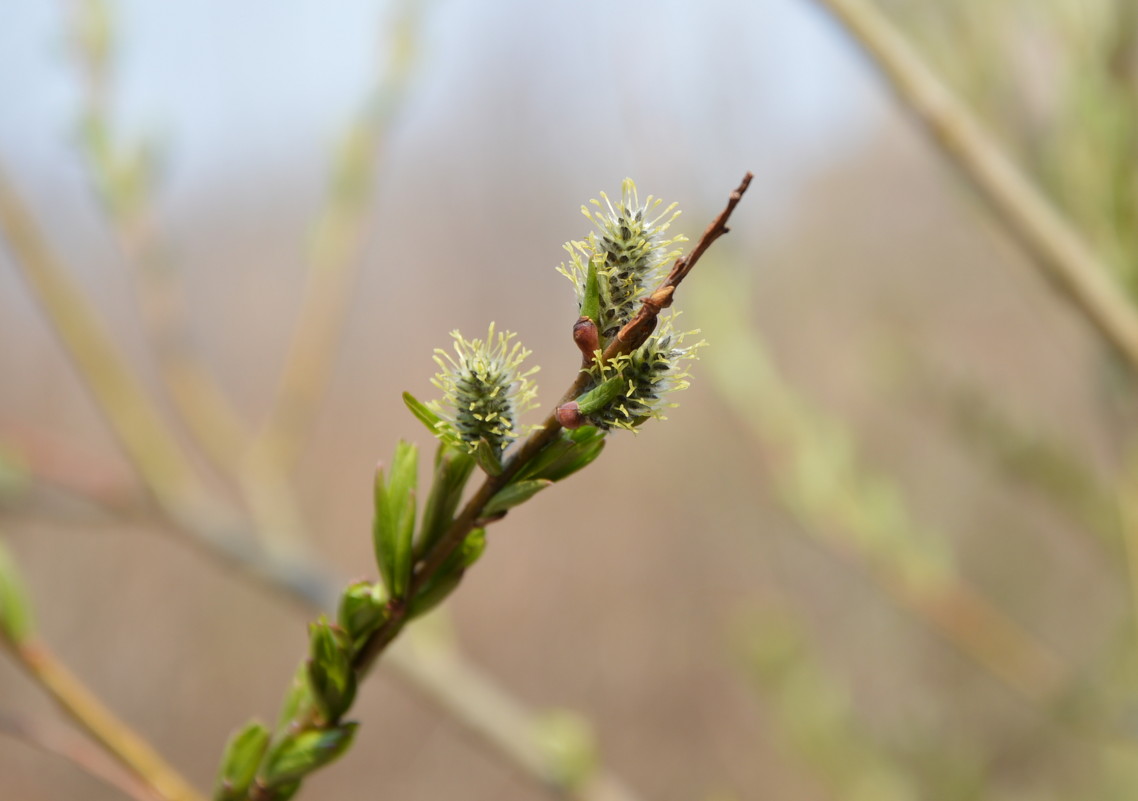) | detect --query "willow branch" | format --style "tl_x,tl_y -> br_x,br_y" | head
249,173 -> 752,801
354,172 -> 754,675
811,0 -> 1138,373
2,638 -> 205,801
